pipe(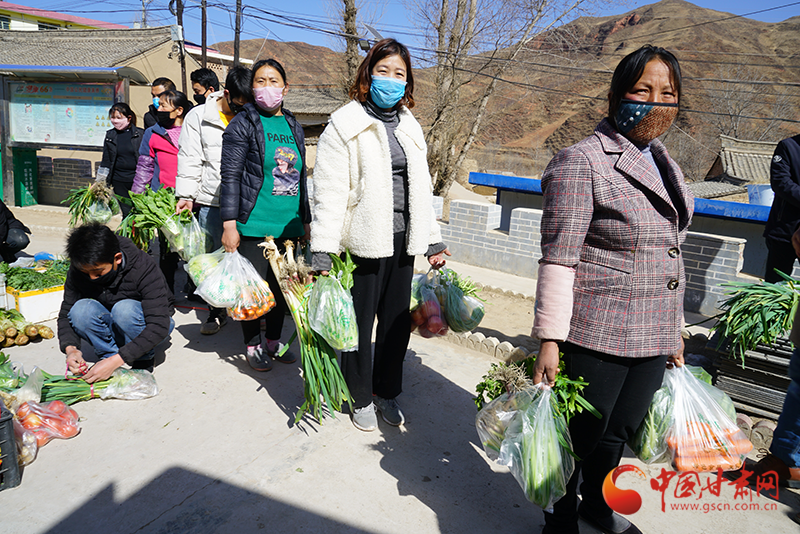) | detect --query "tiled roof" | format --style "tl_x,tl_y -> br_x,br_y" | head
688,181 -> 747,199
717,134 -> 777,184
284,86 -> 346,116
0,27 -> 173,67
